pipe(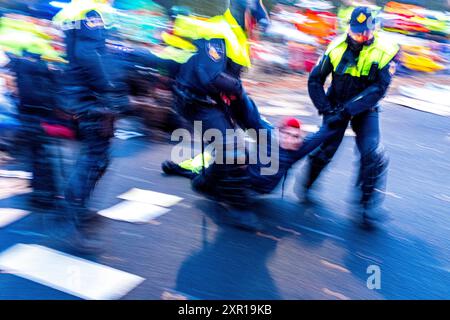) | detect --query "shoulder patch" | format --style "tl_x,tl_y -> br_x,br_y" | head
85,14 -> 105,30
206,41 -> 224,62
